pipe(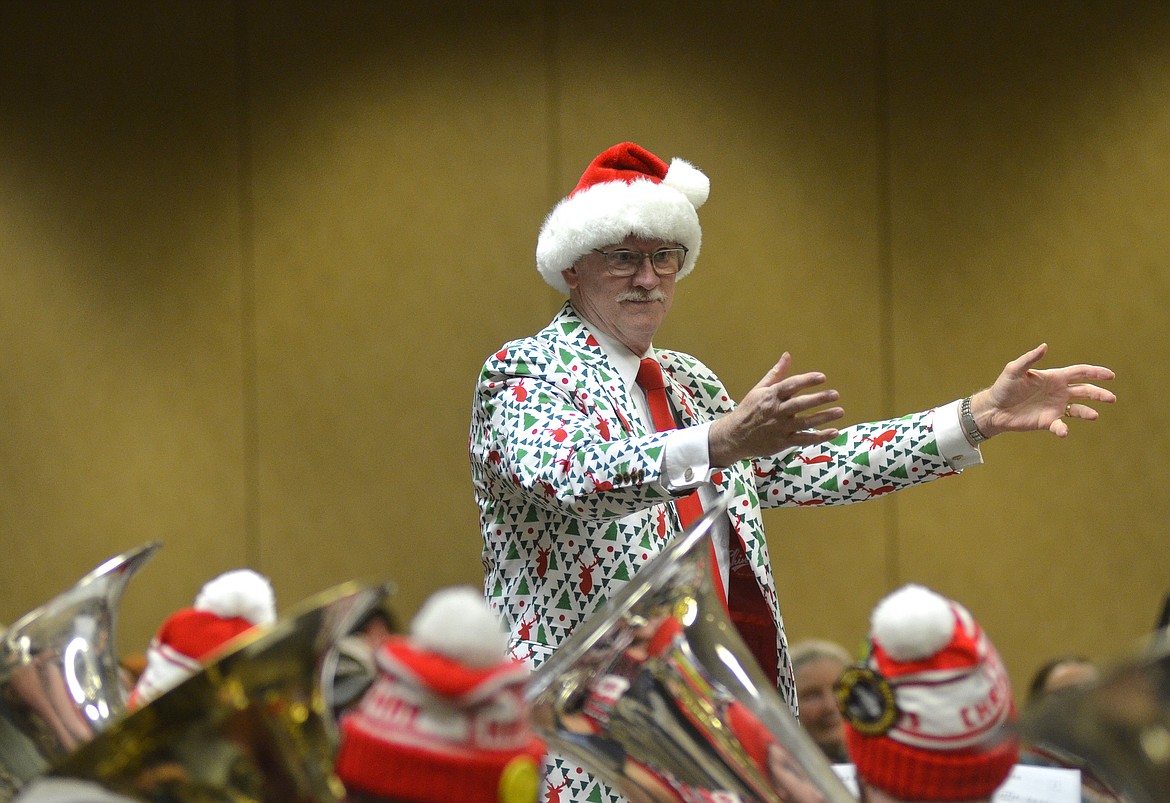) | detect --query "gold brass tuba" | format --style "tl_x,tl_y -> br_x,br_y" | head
0,541 -> 161,800
1018,634 -> 1170,803
36,580 -> 388,803
526,494 -> 855,803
